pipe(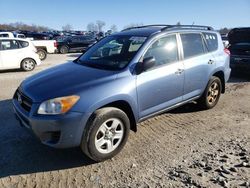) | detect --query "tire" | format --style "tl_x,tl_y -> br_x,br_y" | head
21,58 -> 36,71
59,46 -> 69,54
81,107 -> 130,162
198,76 -> 222,109
37,49 -> 47,61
